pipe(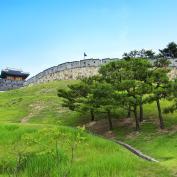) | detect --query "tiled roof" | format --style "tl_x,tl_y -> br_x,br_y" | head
0,69 -> 30,79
